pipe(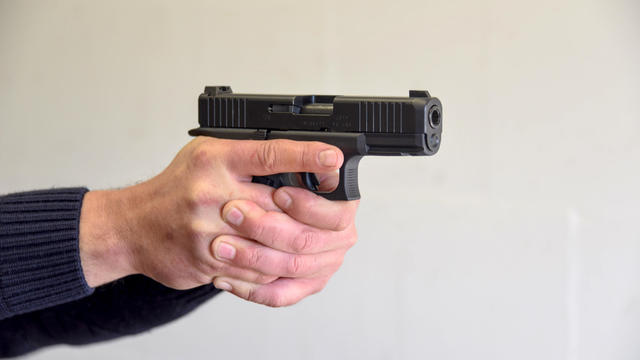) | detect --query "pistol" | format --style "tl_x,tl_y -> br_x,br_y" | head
189,86 -> 443,201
